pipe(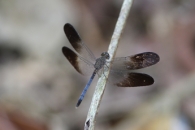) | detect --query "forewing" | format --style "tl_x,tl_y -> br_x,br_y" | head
62,47 -> 94,75
64,23 -> 96,63
111,52 -> 160,71
109,71 -> 154,87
